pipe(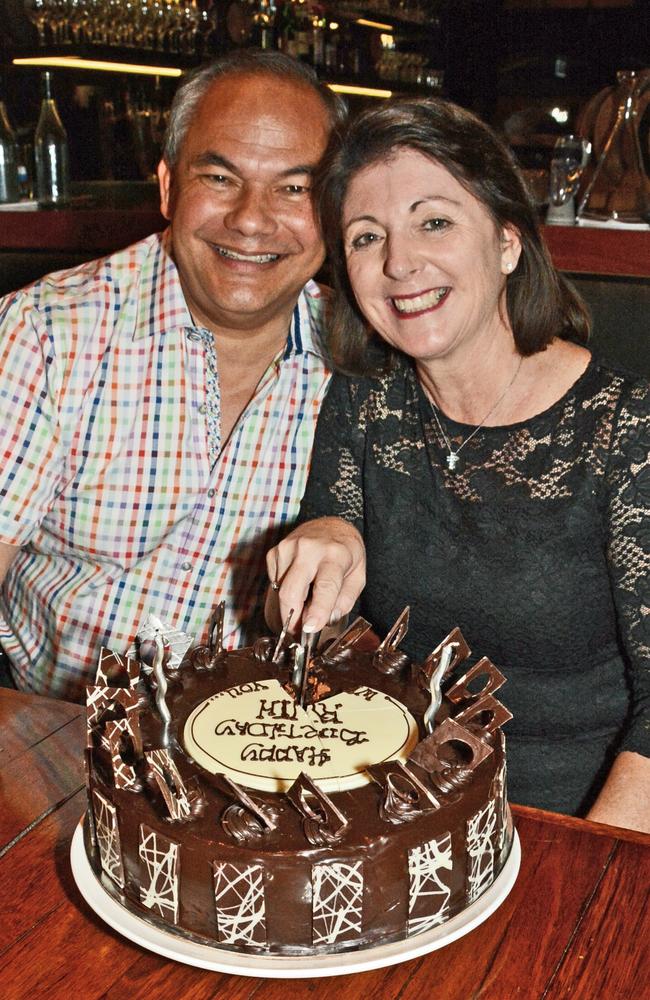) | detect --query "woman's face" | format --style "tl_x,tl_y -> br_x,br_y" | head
341,148 -> 521,367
